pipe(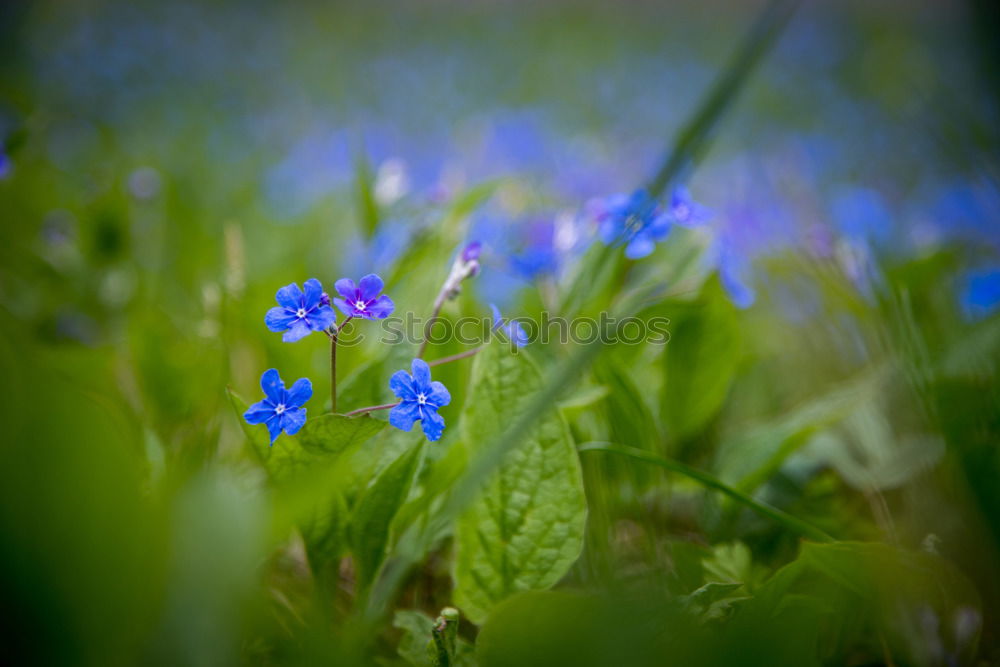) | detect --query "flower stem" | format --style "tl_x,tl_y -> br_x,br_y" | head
427,346 -> 482,367
343,402 -> 399,417
416,292 -> 446,359
330,334 -> 338,413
